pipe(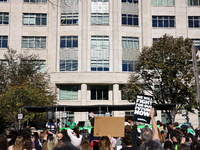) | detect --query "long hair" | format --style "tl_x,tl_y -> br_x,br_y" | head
99,136 -> 111,150
13,136 -> 24,150
158,128 -> 164,144
23,138 -> 32,150
73,128 -> 80,138
125,125 -> 132,134
47,135 -> 58,150
0,134 -> 8,150
80,139 -> 91,150
123,136 -> 132,146
164,141 -> 174,150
